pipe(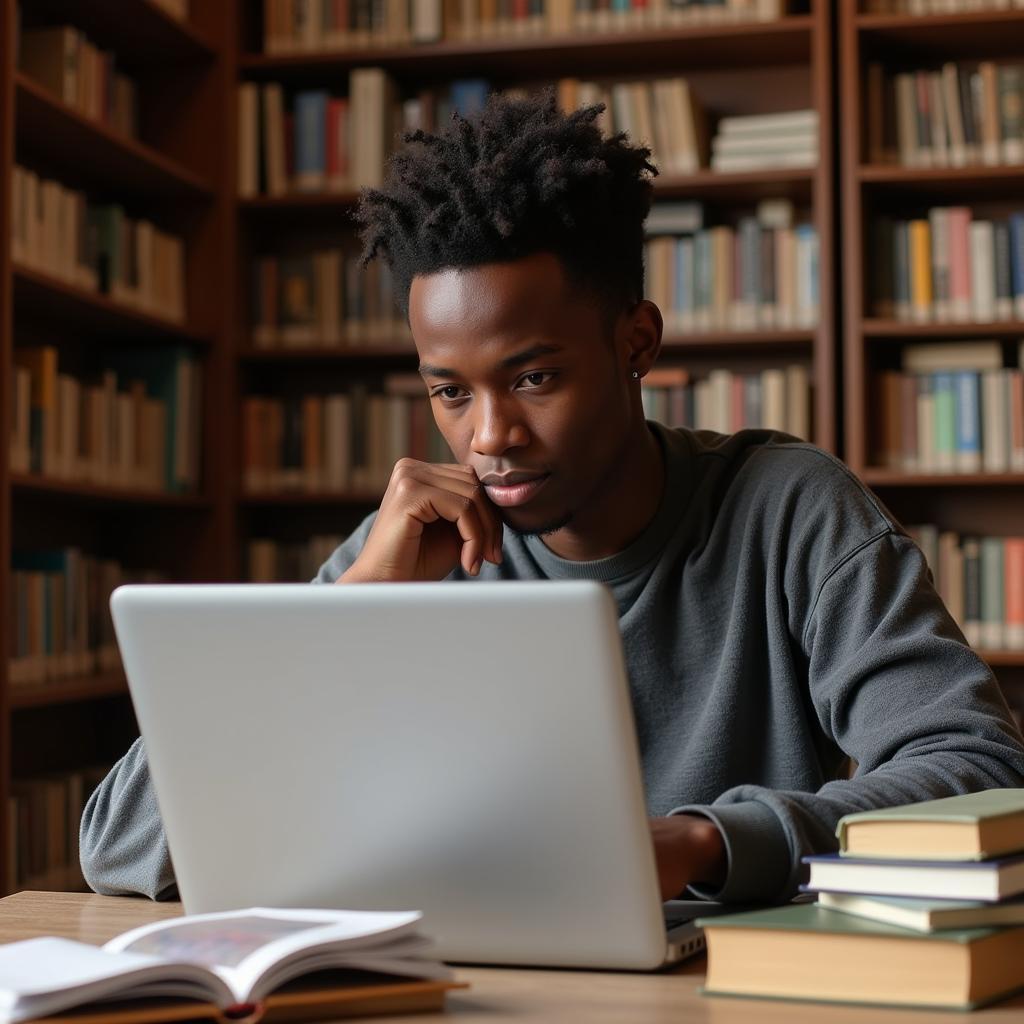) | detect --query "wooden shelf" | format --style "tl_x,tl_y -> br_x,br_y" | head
856,8 -> 1024,58
238,168 -> 816,215
21,0 -> 215,65
15,73 -> 213,201
661,329 -> 815,352
858,161 -> 1024,198
11,473 -> 211,509
241,490 -> 384,507
239,331 -> 815,363
980,651 -> 1024,669
13,265 -> 211,345
861,470 -> 1024,488
241,346 -> 417,363
9,669 -> 128,710
239,17 -> 813,80
863,319 -> 1024,340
